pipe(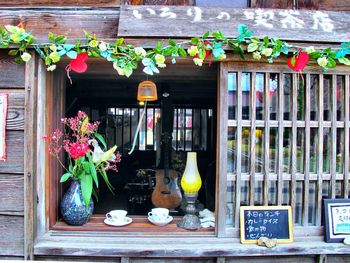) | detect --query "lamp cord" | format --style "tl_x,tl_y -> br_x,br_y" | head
128,101 -> 147,155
